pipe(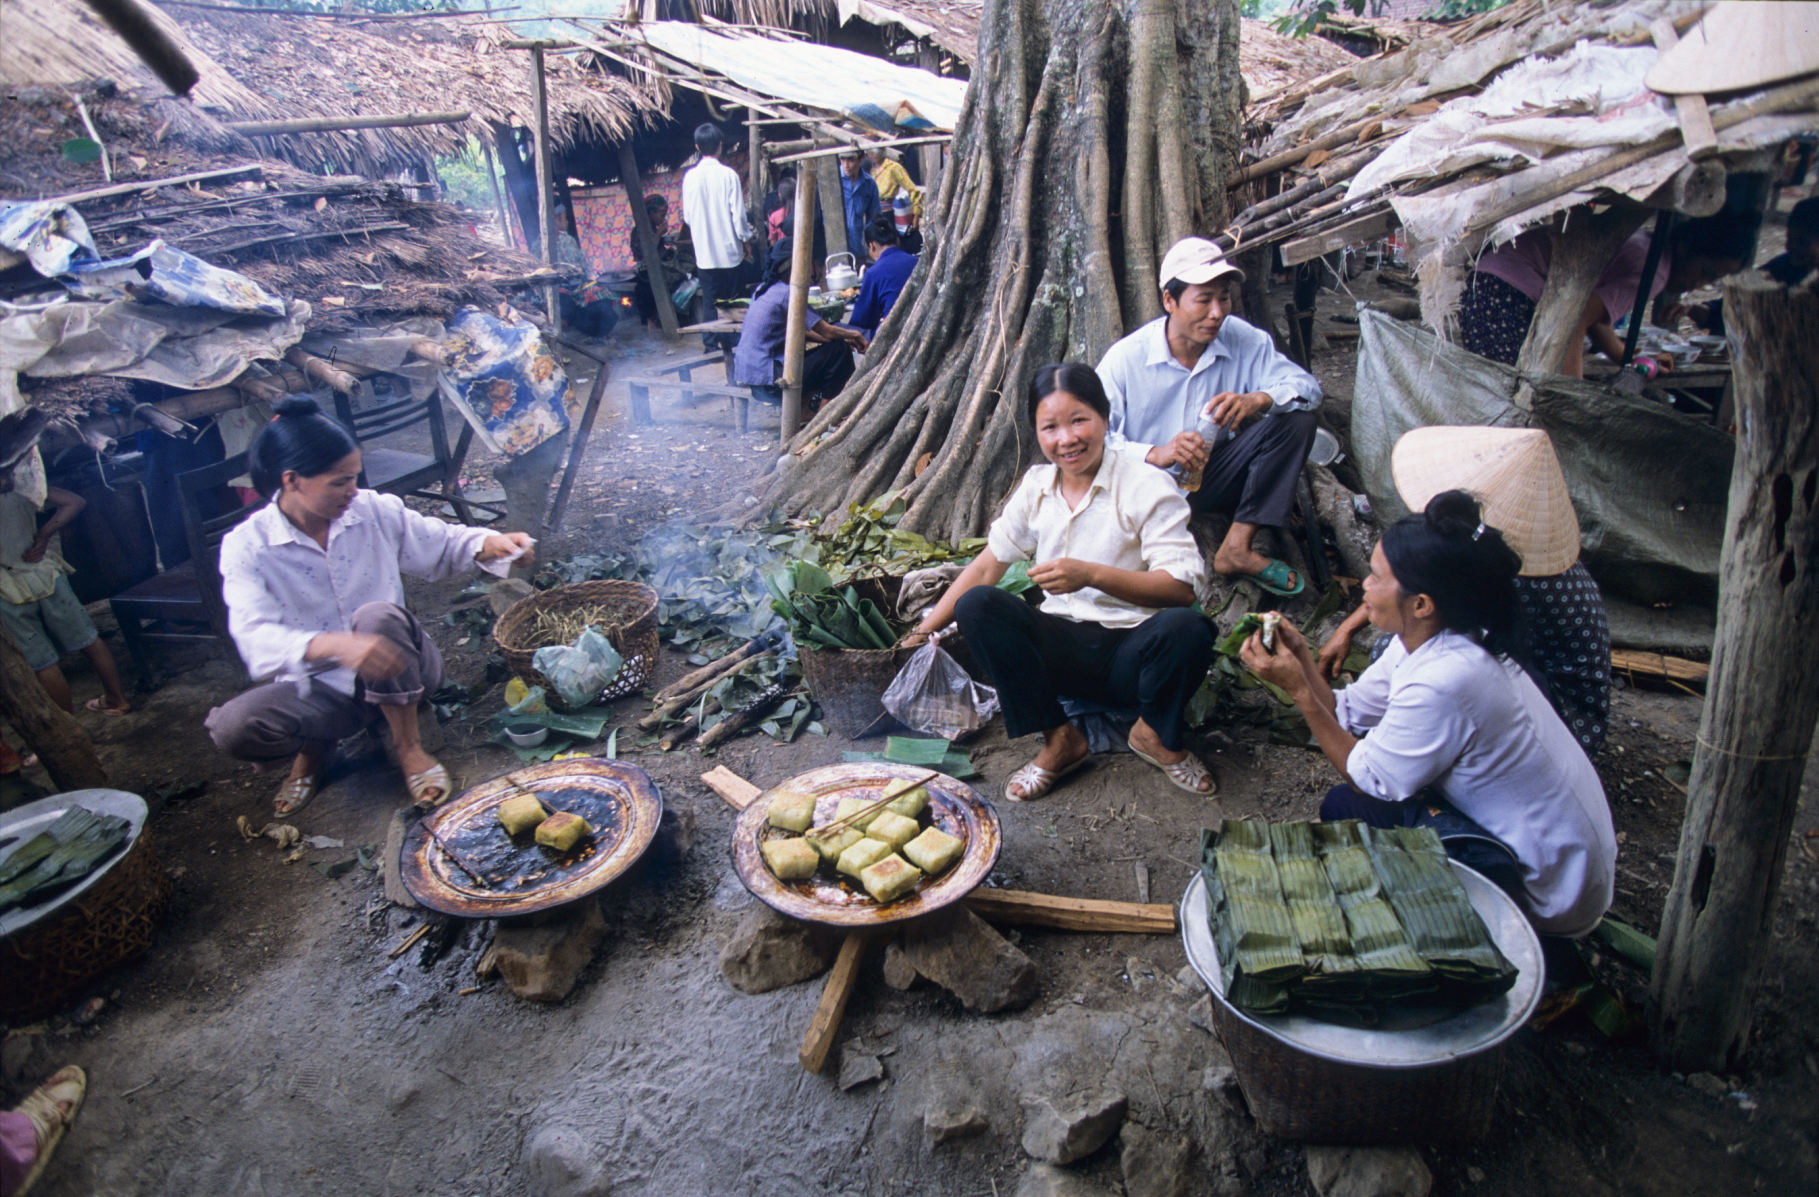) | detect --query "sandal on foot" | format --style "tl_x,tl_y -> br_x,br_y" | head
84,696 -> 129,716
407,762 -> 454,811
1003,755 -> 1089,803
1128,742 -> 1217,795
273,775 -> 318,818
16,1064 -> 86,1197
1236,557 -> 1305,598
